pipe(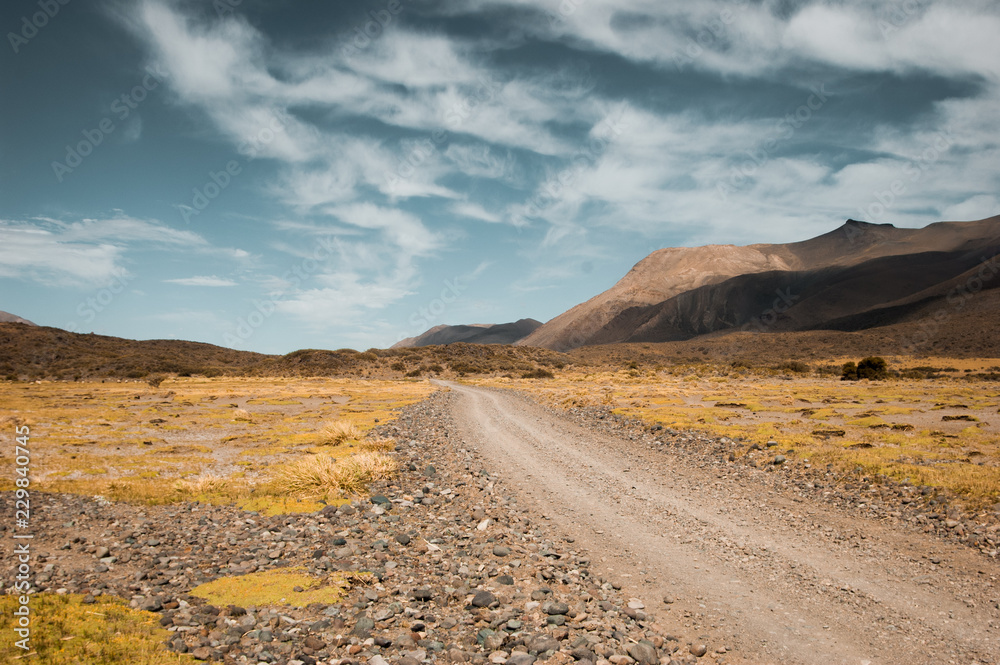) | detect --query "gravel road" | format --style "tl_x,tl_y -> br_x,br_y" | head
443,381 -> 1000,665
